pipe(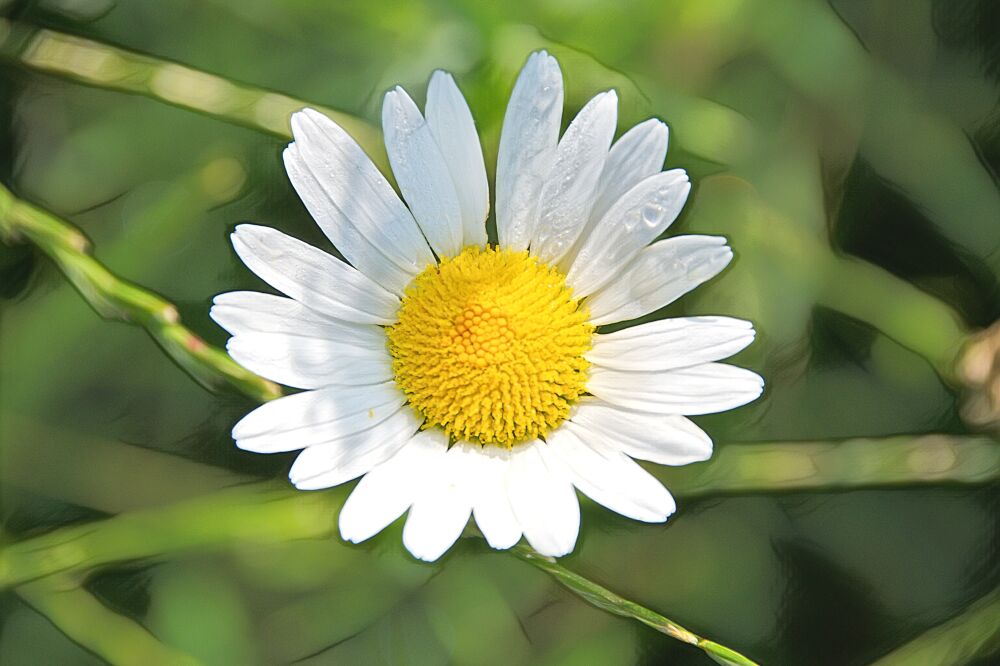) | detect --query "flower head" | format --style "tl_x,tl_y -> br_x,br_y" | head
213,51 -> 763,562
